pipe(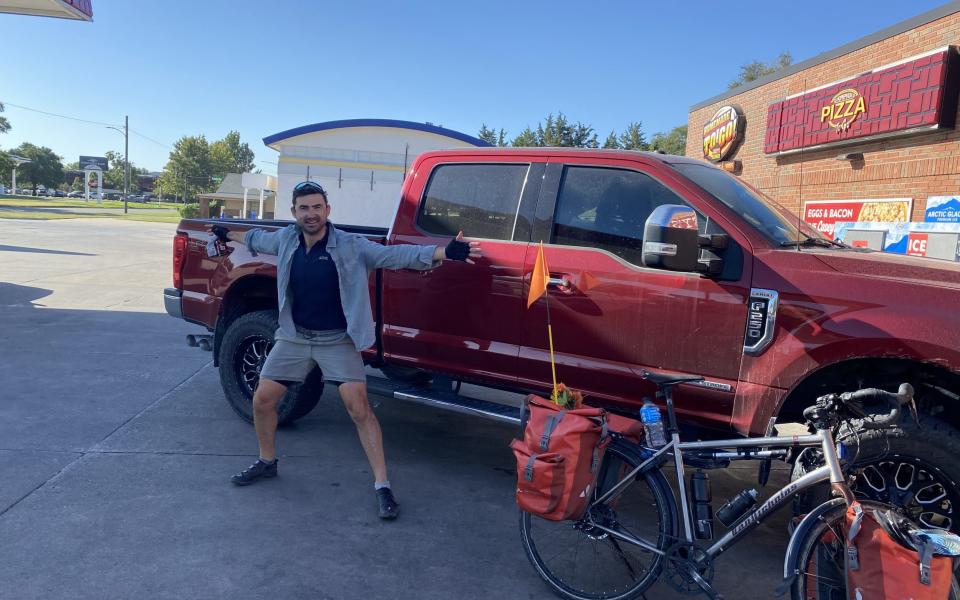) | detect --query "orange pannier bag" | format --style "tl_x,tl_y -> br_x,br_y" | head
510,395 -> 609,521
845,501 -> 954,600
